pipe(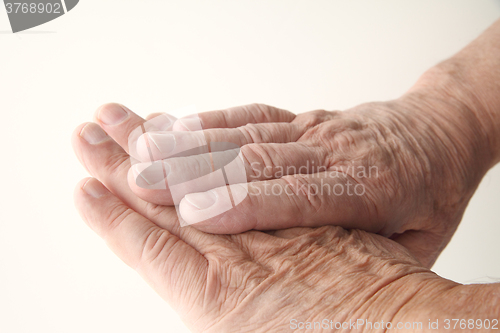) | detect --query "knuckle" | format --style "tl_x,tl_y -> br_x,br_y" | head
140,228 -> 178,266
238,123 -> 268,143
241,144 -> 279,180
243,103 -> 295,123
217,109 -> 230,128
101,153 -> 131,178
143,201 -> 170,222
281,175 -> 324,213
294,109 -> 334,128
102,204 -> 135,235
327,131 -> 359,153
249,103 -> 274,122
